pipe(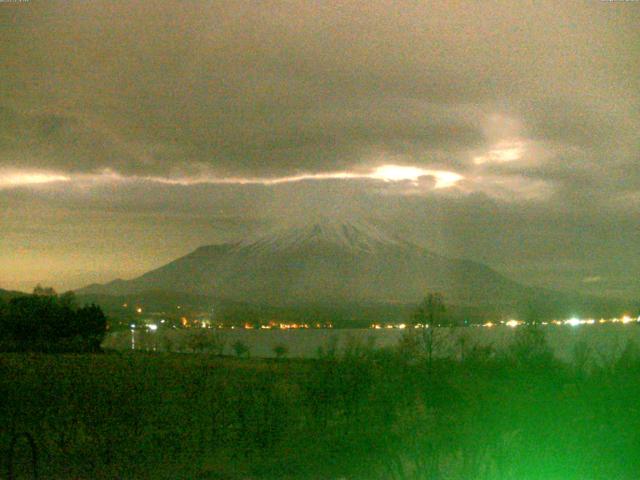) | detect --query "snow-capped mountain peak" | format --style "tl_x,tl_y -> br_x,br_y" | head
237,217 -> 406,254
